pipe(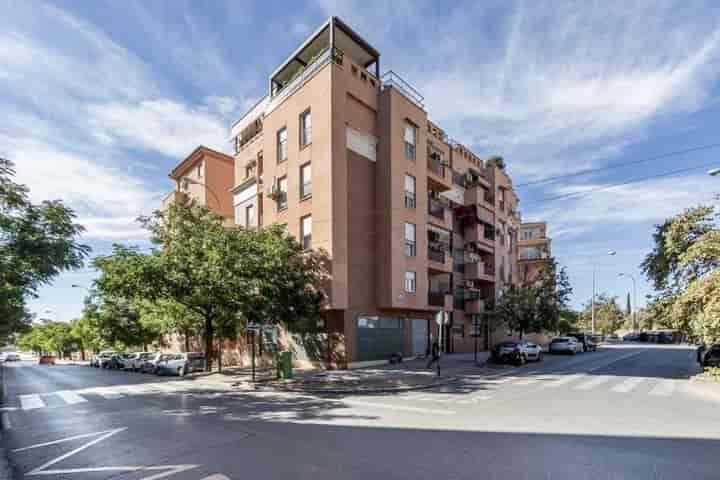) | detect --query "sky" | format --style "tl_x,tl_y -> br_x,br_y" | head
2,0 -> 719,322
